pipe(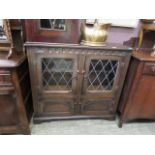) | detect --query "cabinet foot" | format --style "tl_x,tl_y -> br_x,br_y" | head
33,114 -> 116,124
118,119 -> 123,128
20,126 -> 31,135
